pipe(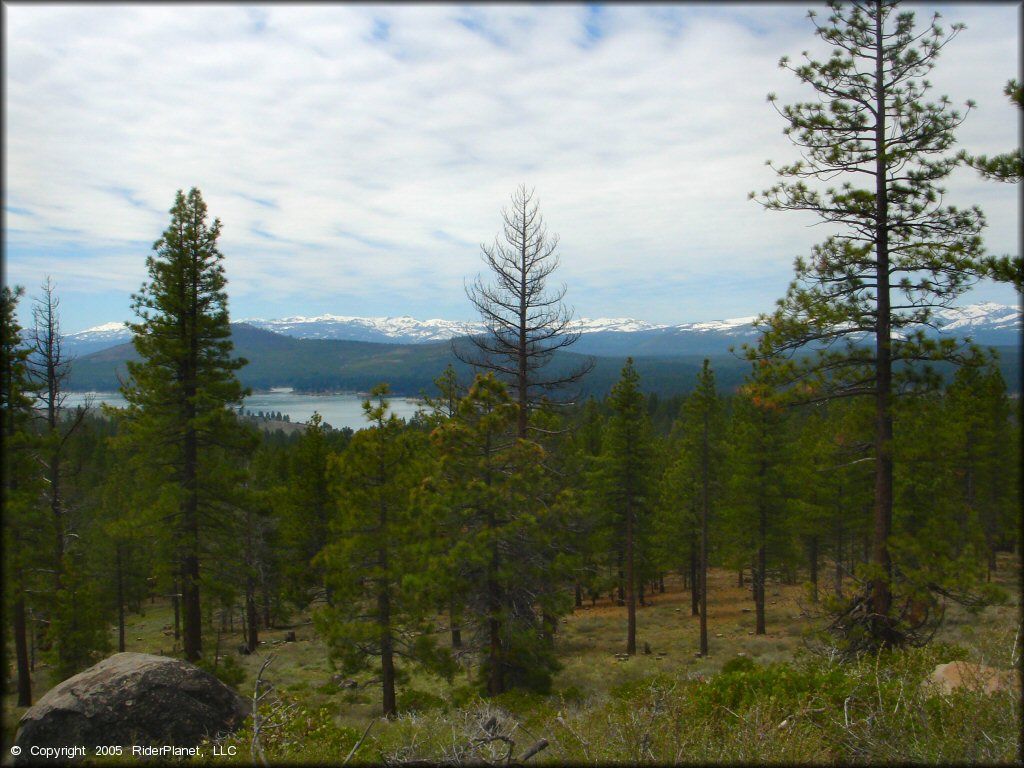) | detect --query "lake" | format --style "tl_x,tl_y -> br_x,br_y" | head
61,389 -> 425,431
